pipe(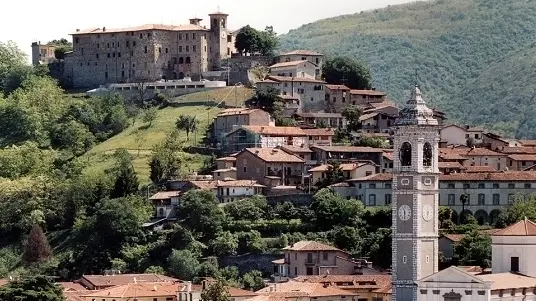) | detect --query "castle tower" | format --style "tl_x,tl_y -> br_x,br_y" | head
391,85 -> 440,301
208,11 -> 230,68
